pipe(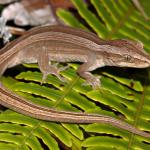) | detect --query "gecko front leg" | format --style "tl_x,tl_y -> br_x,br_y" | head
77,53 -> 104,89
37,47 -> 67,83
